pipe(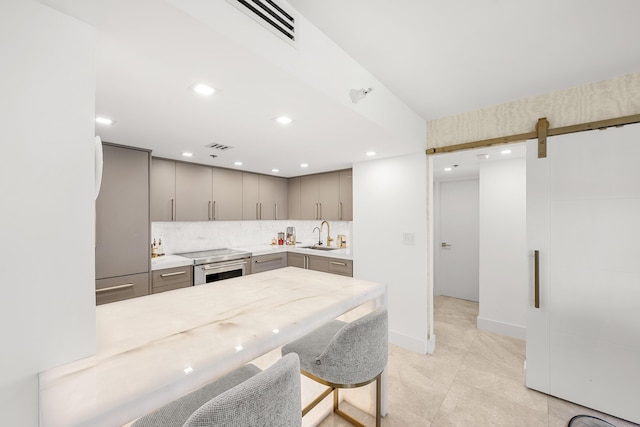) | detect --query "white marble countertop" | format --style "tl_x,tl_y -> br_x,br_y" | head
237,242 -> 353,260
151,243 -> 353,271
39,268 -> 385,427
150,254 -> 193,270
